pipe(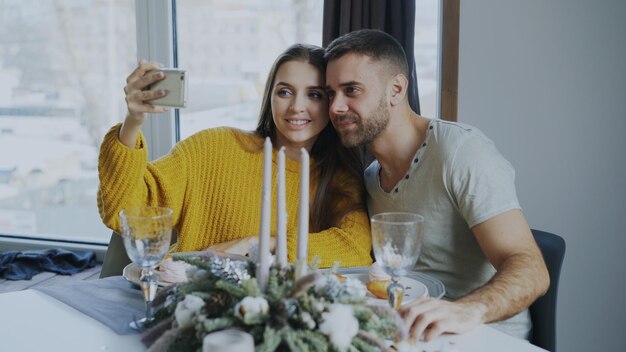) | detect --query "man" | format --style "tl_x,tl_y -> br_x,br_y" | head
324,29 -> 549,342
